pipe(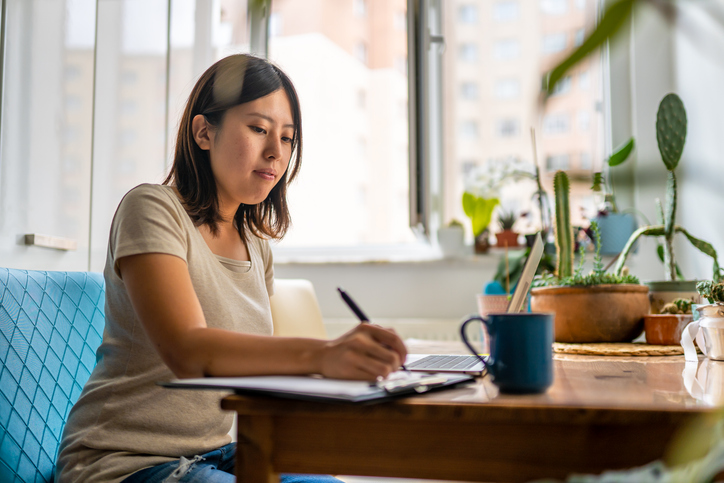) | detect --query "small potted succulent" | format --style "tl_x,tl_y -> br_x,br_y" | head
530,170 -> 649,343
495,209 -> 519,248
643,298 -> 693,346
437,219 -> 465,258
